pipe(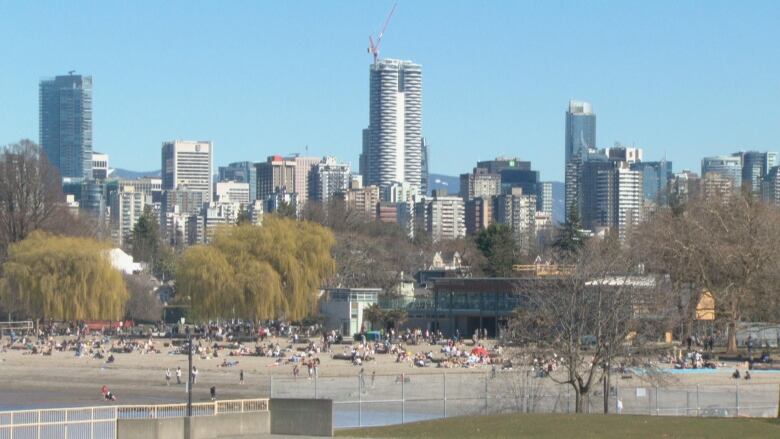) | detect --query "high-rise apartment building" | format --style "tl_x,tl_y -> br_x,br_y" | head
537,182 -> 553,215
214,181 -> 250,205
311,157 -> 351,204
415,191 -> 466,242
288,155 -> 320,205
420,138 -> 429,196
701,155 -> 742,191
162,140 -> 213,203
110,186 -> 147,246
342,180 -> 380,221
360,59 -> 423,192
39,74 -> 93,179
383,181 -> 419,204
564,100 -> 596,219
255,155 -> 296,201
495,187 -> 537,251
593,163 -> 643,239
465,197 -> 492,235
218,161 -> 257,202
459,168 -> 501,201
